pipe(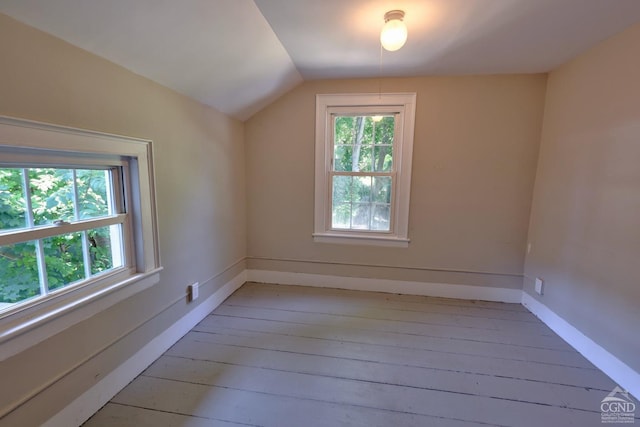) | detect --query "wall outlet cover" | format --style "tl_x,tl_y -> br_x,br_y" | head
188,282 -> 199,301
535,278 -> 544,295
